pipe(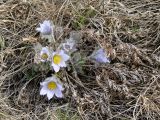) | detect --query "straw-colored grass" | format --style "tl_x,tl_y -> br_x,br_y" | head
0,0 -> 160,119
